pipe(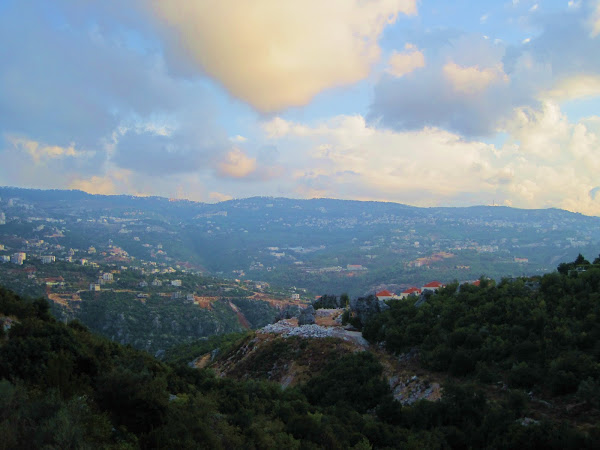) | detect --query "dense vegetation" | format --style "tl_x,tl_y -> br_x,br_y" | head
1,280 -> 598,448
363,260 -> 600,404
72,291 -> 252,355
